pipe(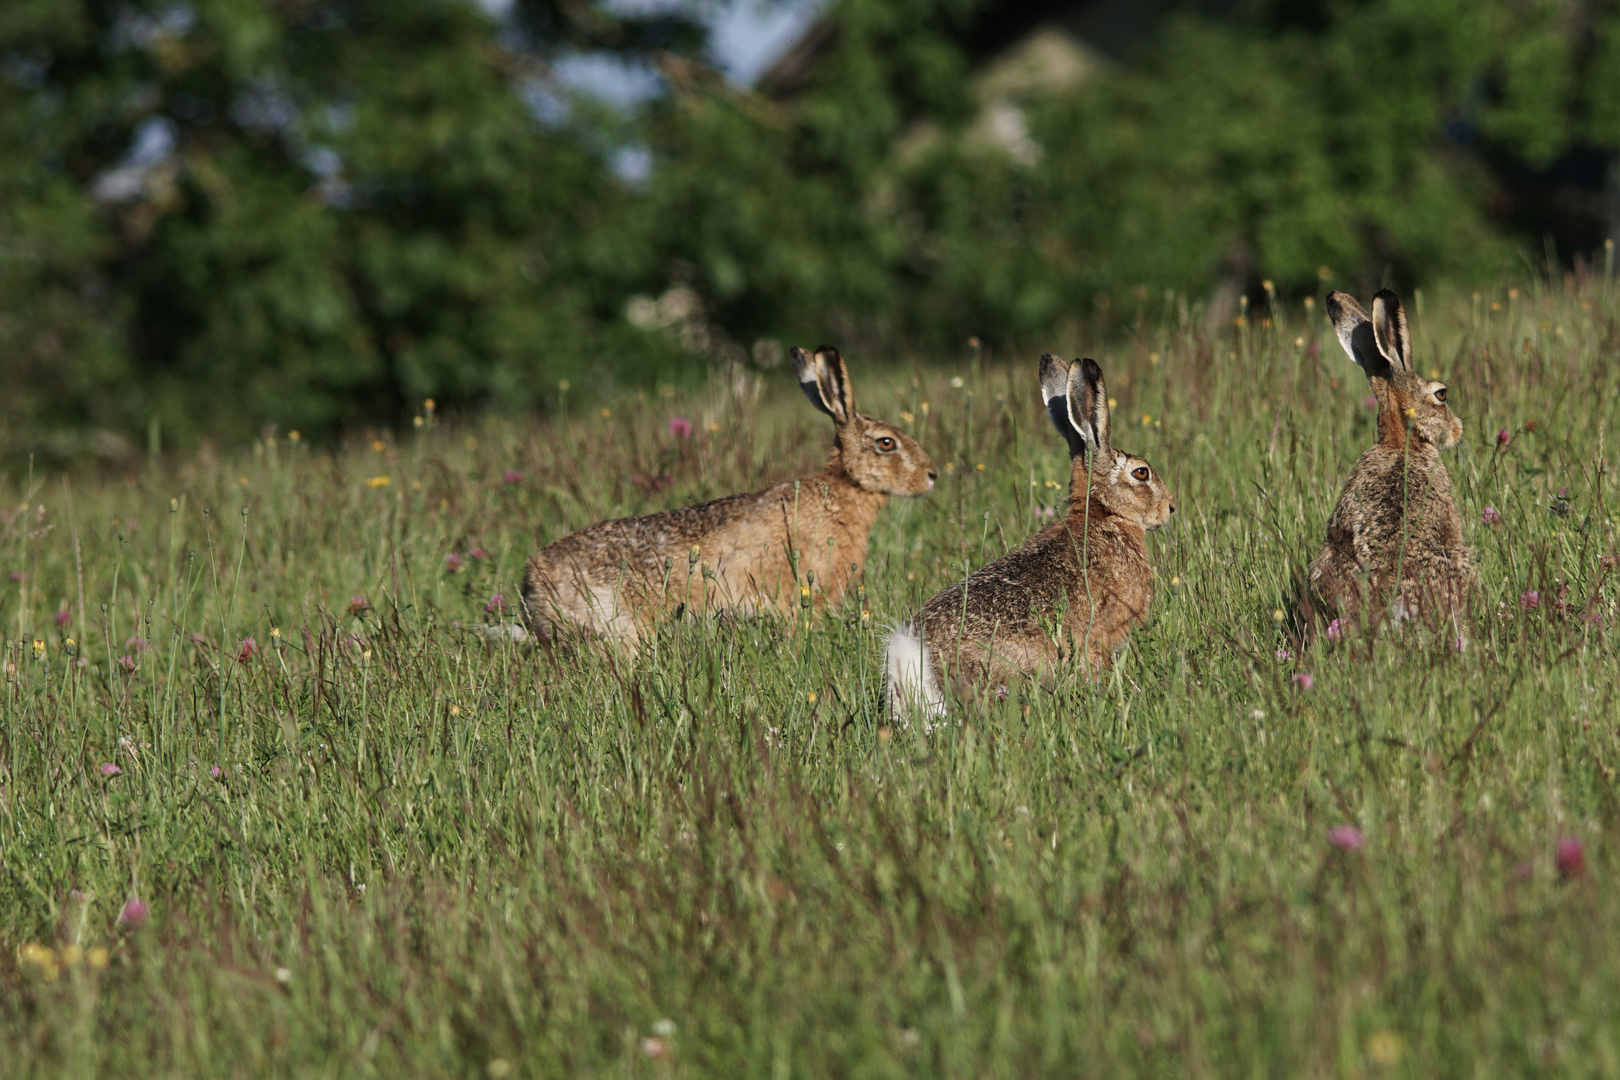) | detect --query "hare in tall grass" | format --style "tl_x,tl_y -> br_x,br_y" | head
887,355 -> 1175,717
1302,289 -> 1477,637
521,347 -> 936,654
